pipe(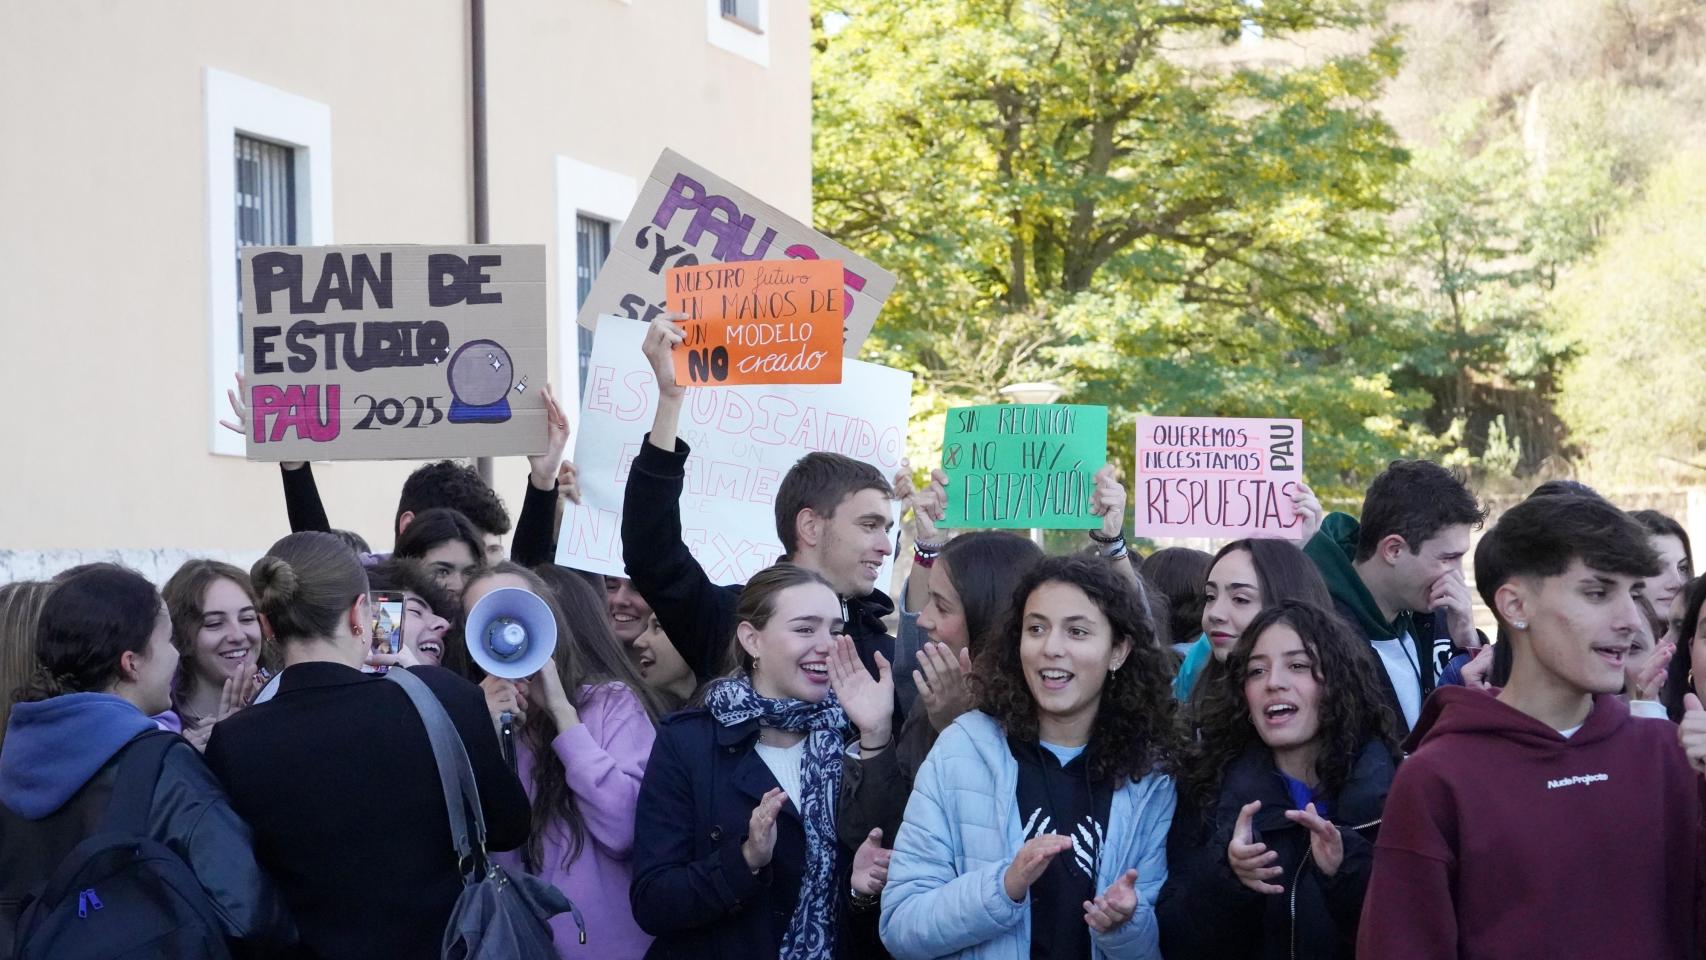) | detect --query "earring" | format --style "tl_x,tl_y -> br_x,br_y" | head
1513,621 -> 1527,631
